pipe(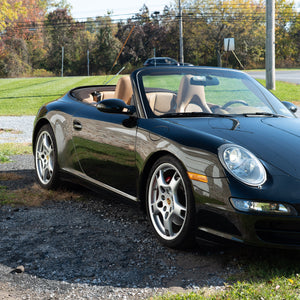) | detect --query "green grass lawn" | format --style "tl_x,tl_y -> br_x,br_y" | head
0,75 -> 119,116
0,75 -> 299,116
153,247 -> 300,300
257,79 -> 300,103
0,143 -> 31,163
